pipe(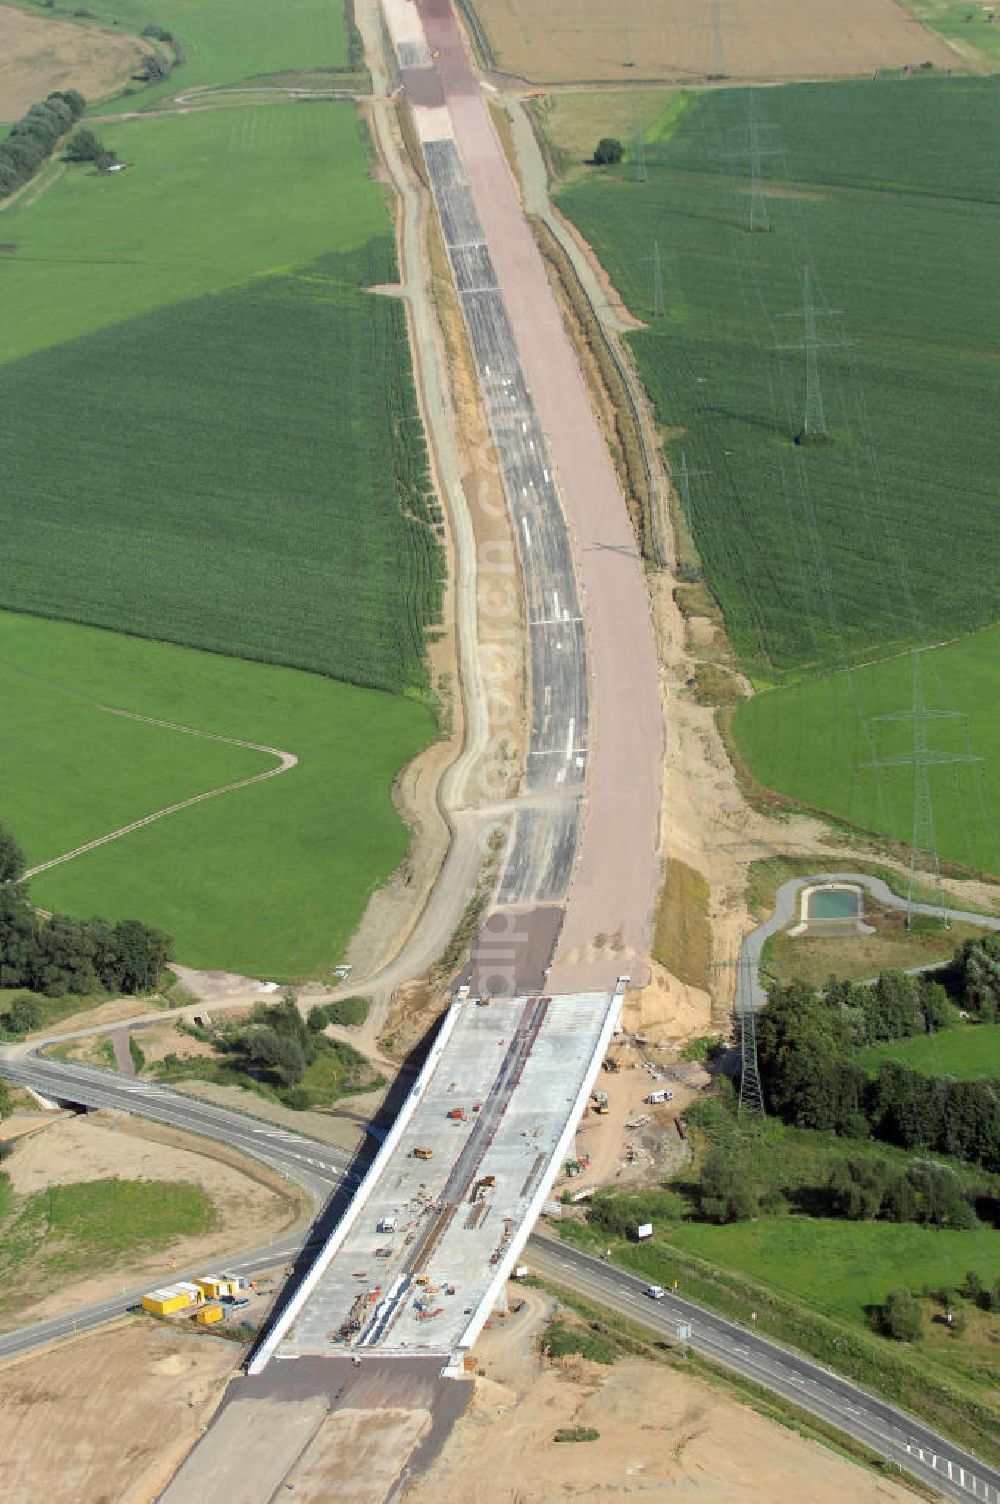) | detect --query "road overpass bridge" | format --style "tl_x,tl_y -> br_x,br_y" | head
247,986 -> 623,1373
